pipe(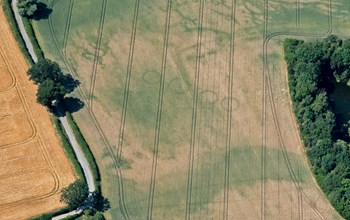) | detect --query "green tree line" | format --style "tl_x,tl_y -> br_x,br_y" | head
284,35 -> 350,219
